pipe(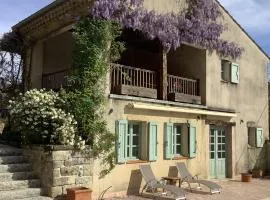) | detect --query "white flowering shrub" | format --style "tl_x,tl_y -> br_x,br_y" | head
8,89 -> 85,149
